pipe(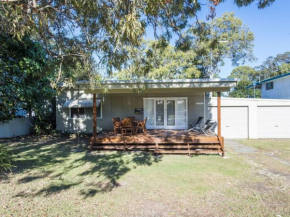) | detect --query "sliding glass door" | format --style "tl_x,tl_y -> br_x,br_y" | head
144,97 -> 187,129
